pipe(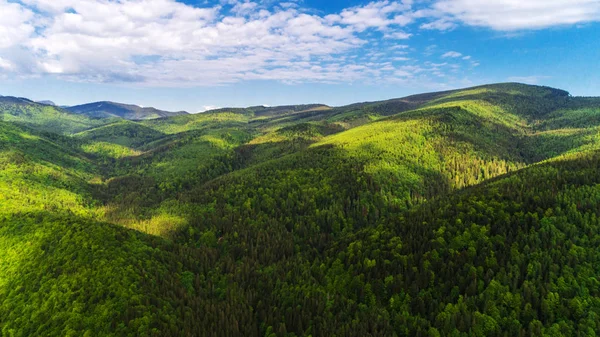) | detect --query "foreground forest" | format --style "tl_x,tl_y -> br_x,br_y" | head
1,83 -> 600,336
